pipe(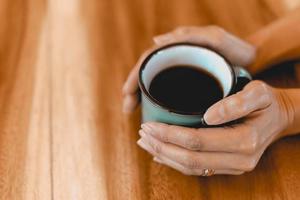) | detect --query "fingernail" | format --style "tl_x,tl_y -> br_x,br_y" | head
141,123 -> 154,135
153,157 -> 163,164
137,139 -> 148,150
137,139 -> 154,154
138,129 -> 147,138
153,33 -> 172,44
204,107 -> 223,125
